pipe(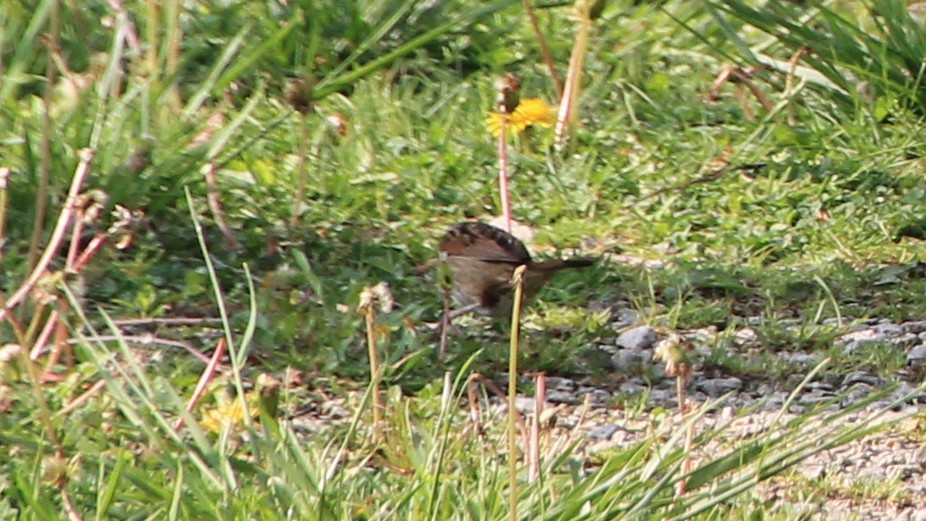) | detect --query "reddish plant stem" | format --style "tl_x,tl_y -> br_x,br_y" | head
471,373 -> 530,446
1,149 -> 94,322
106,0 -> 141,51
72,233 -> 109,272
175,337 -> 226,432
65,210 -> 85,270
57,380 -> 106,417
111,317 -> 223,327
498,118 -> 512,233
30,310 -> 59,360
467,374 -> 485,436
46,303 -> 72,370
203,161 -> 240,250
